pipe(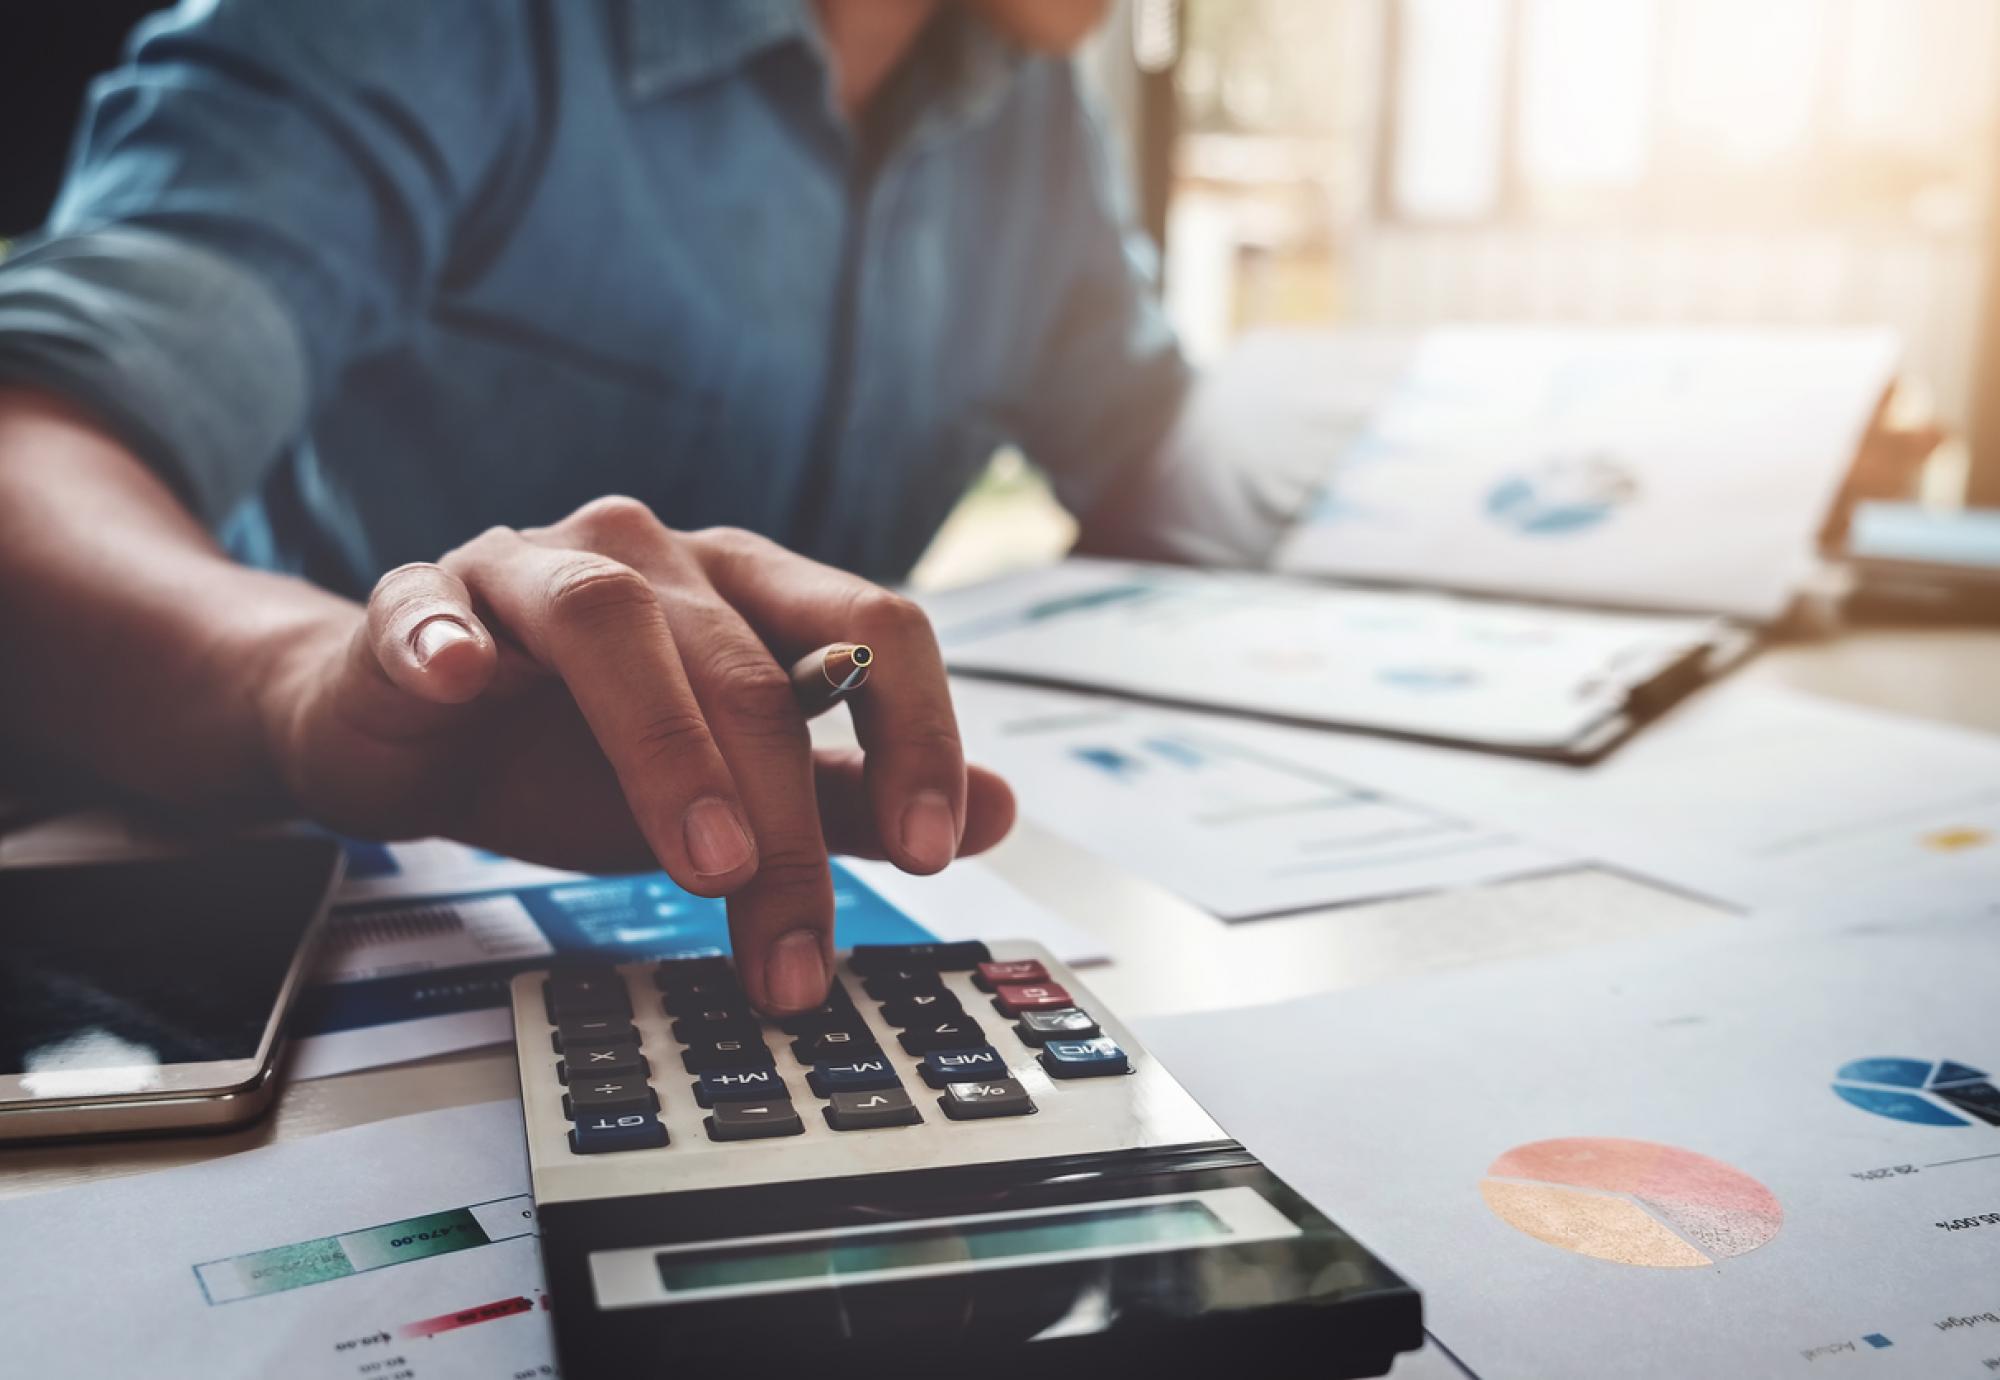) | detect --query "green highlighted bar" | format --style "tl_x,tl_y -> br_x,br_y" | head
202,1236 -> 354,1302
339,1208 -> 490,1271
197,1208 -> 493,1303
